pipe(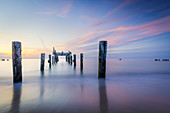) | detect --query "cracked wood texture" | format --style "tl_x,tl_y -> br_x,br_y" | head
12,41 -> 22,83
98,41 -> 107,78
